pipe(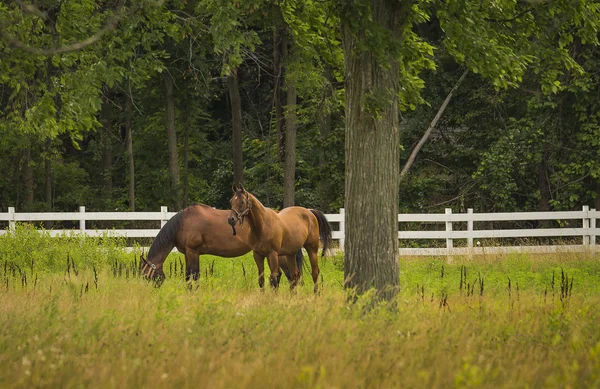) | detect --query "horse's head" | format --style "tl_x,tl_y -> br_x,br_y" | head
228,183 -> 253,235
139,253 -> 165,283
